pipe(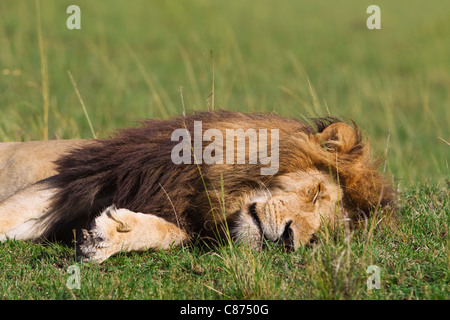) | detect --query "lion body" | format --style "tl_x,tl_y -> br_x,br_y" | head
0,140 -> 89,201
0,111 -> 394,262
